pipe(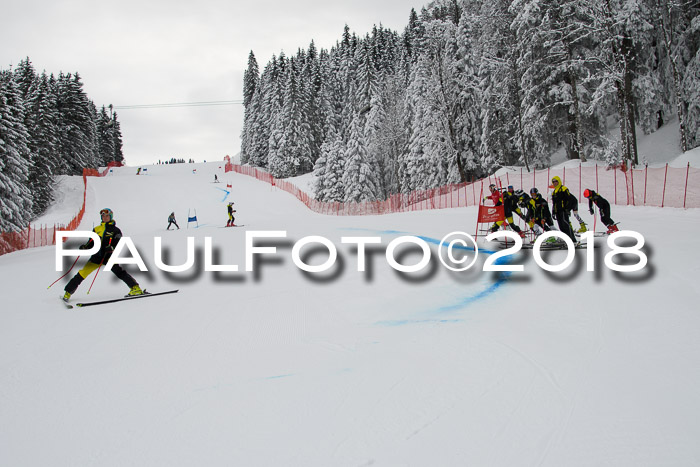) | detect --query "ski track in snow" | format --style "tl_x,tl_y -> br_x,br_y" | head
2,161 -> 700,466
